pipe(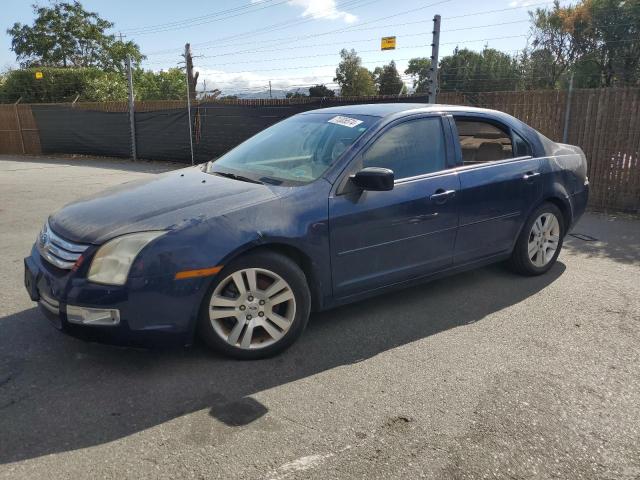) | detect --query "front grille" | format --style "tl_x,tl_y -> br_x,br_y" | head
37,223 -> 89,270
